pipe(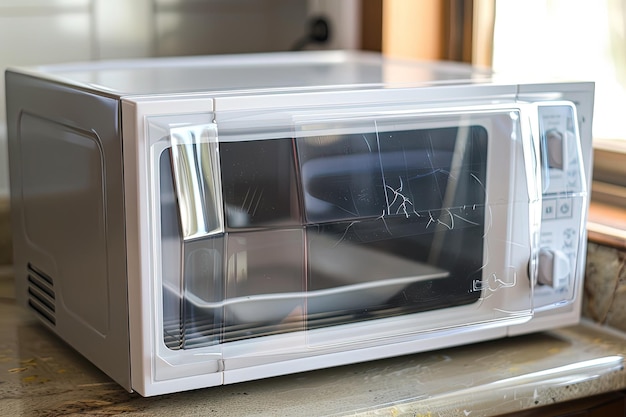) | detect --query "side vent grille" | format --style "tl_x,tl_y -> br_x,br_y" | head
26,264 -> 56,325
